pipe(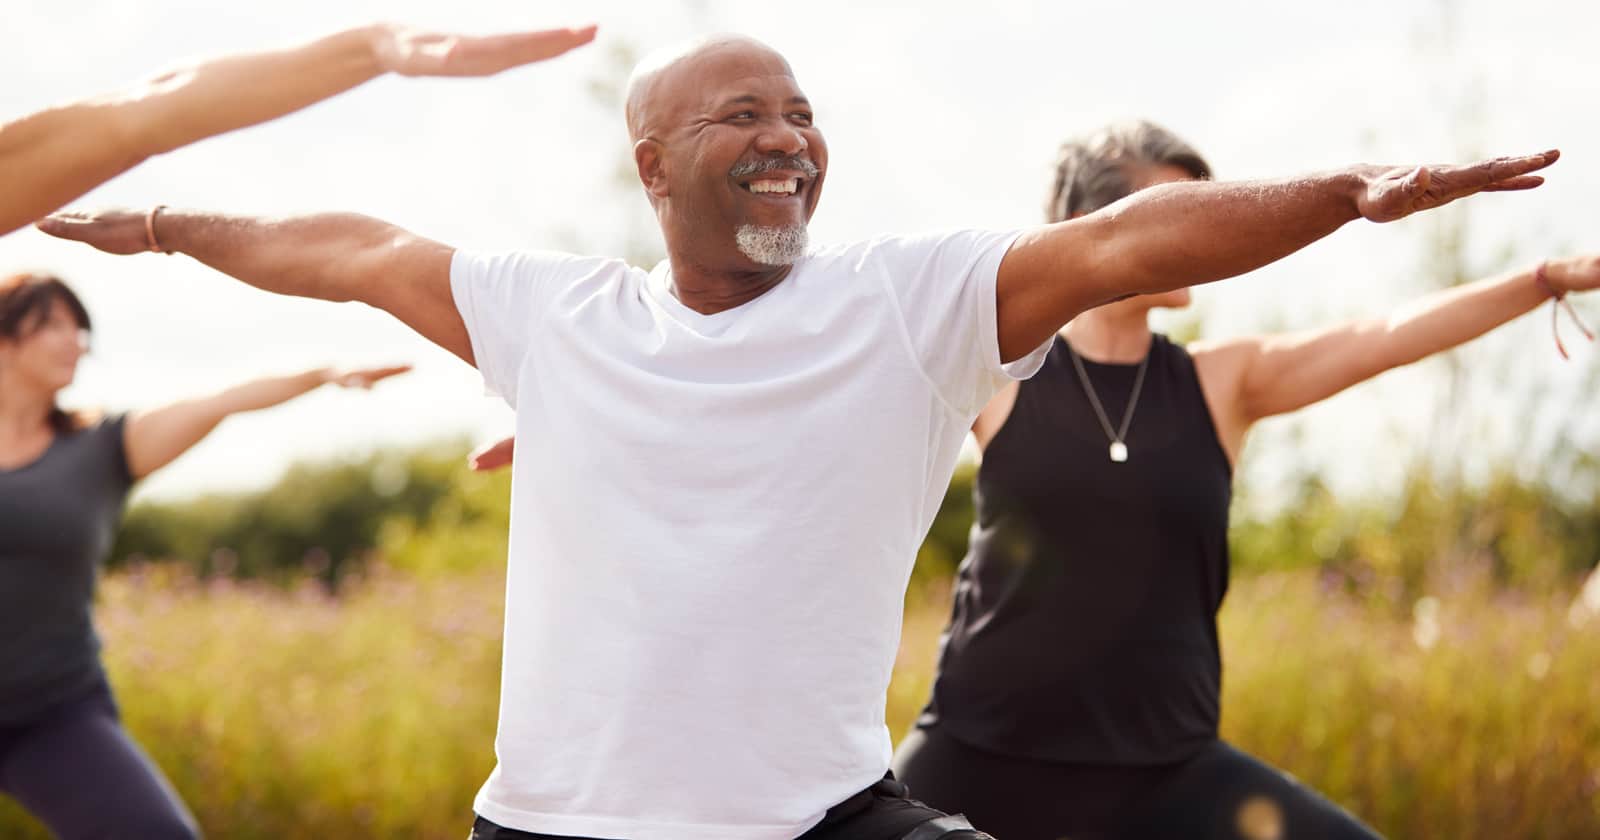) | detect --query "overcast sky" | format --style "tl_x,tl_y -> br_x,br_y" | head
5,0 -> 1596,503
